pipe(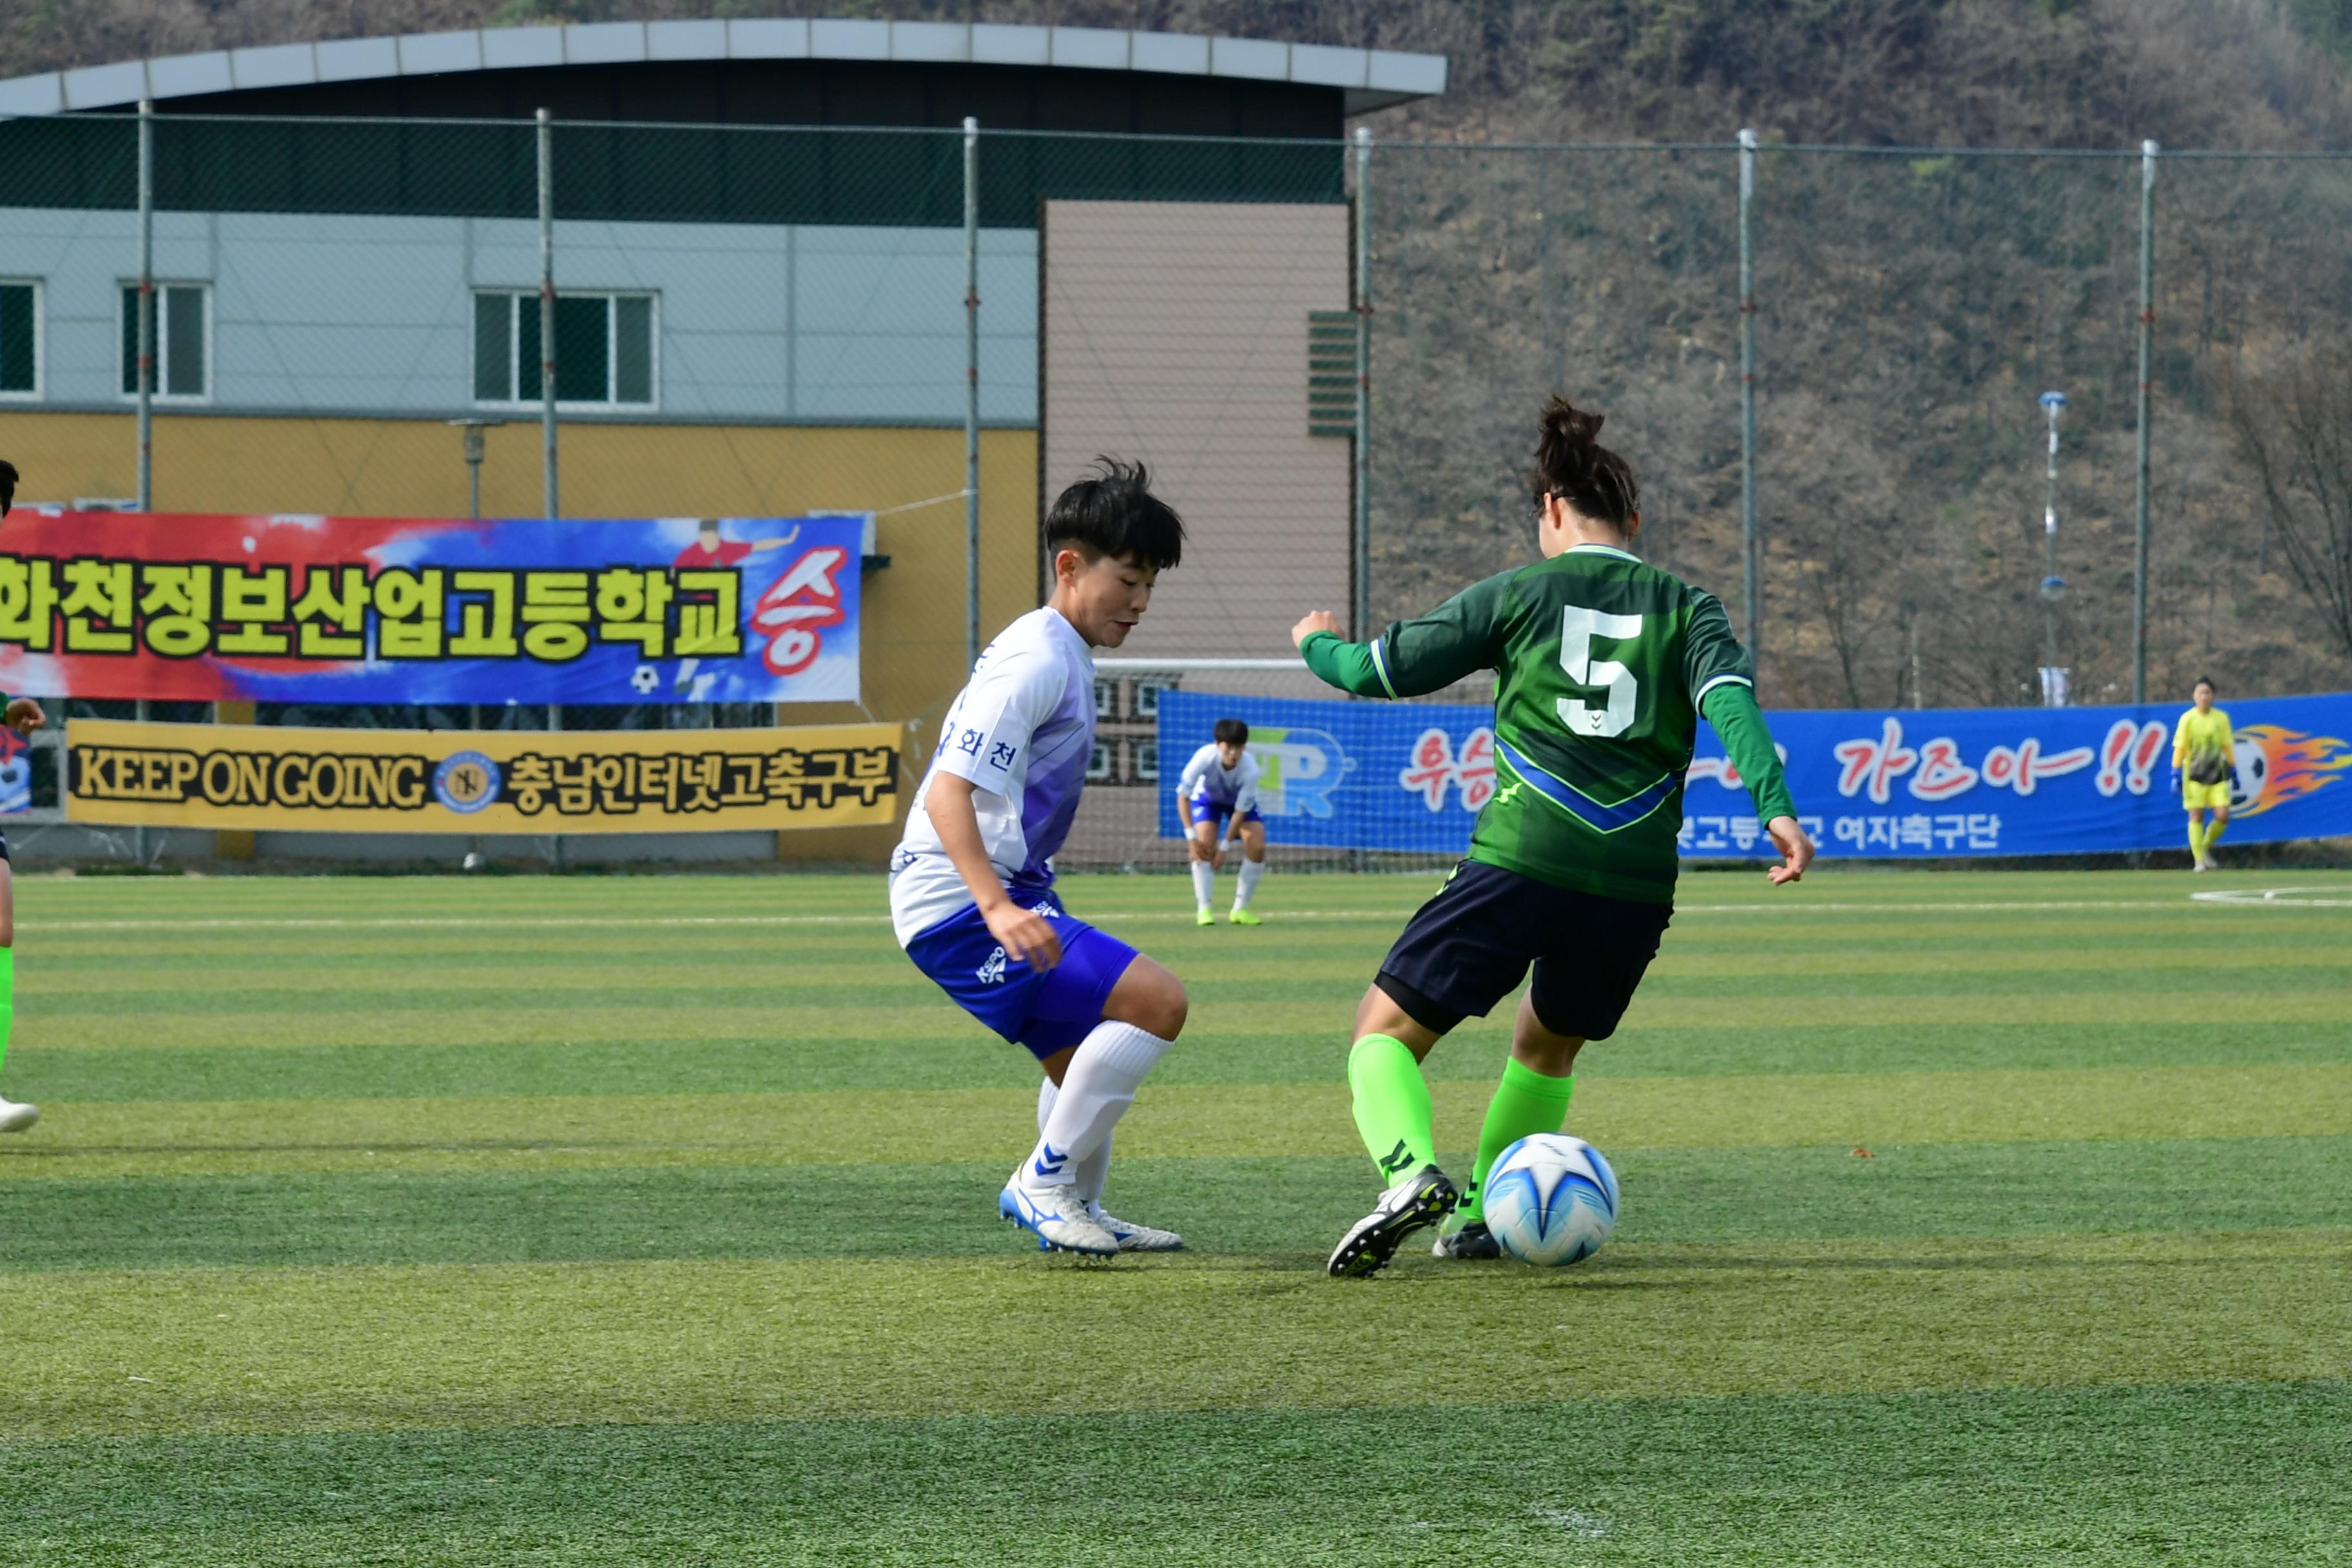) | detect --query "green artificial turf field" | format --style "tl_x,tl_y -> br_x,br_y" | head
1,867 -> 2347,1565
